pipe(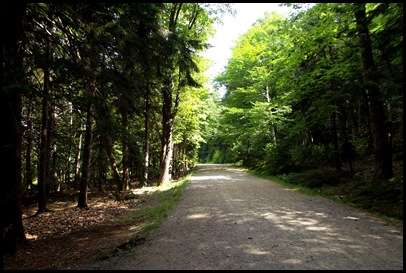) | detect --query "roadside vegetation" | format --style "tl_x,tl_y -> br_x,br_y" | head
245,160 -> 403,224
